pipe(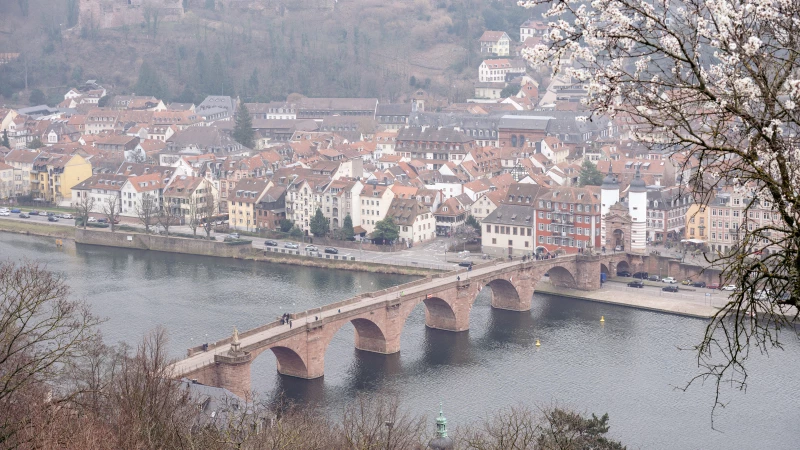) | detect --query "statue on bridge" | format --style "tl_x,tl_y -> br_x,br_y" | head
230,326 -> 241,354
